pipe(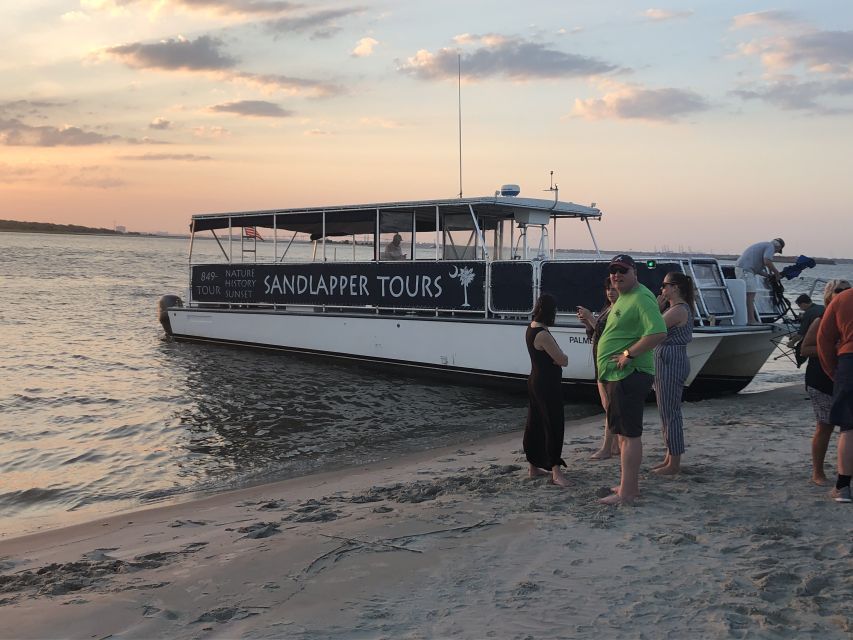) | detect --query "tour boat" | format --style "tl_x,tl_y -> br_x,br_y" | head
159,188 -> 784,396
